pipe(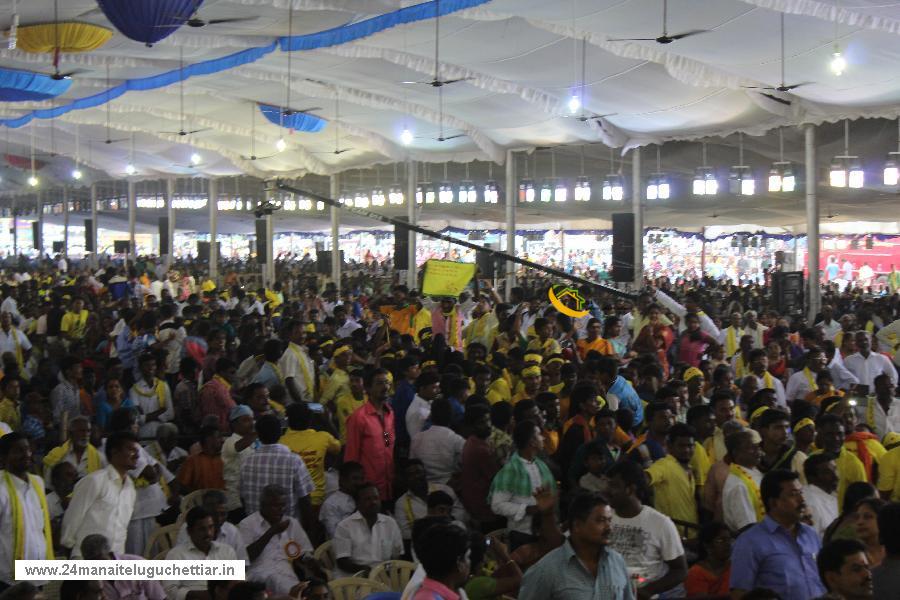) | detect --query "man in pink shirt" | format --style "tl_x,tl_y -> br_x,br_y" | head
345,368 -> 395,501
411,522 -> 471,600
